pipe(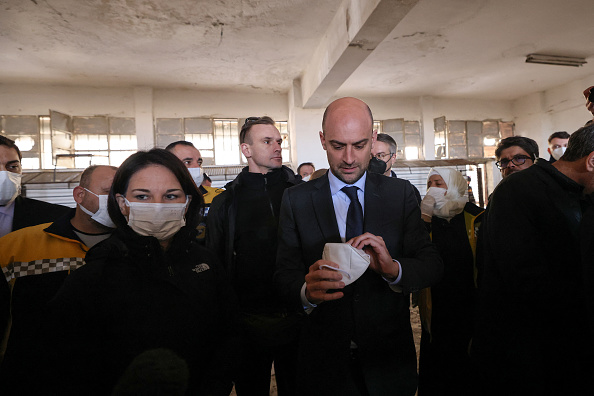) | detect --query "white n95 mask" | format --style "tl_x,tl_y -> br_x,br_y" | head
320,243 -> 370,286
552,146 -> 567,161
425,187 -> 448,209
188,167 -> 204,187
124,197 -> 188,241
0,171 -> 22,206
79,188 -> 116,228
